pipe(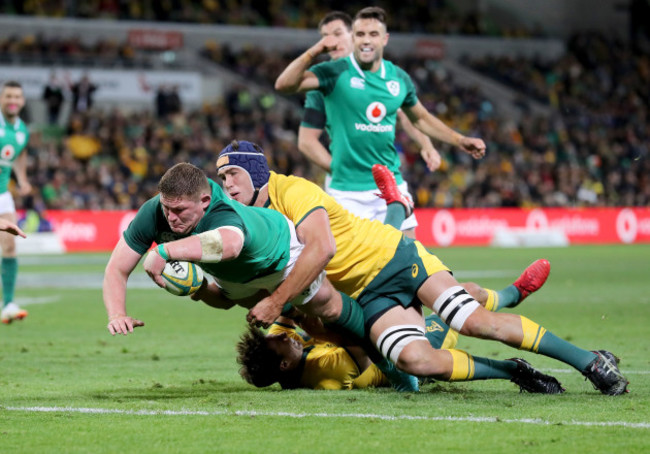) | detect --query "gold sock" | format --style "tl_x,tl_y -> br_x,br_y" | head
484,288 -> 498,312
519,316 -> 547,353
448,349 -> 475,381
